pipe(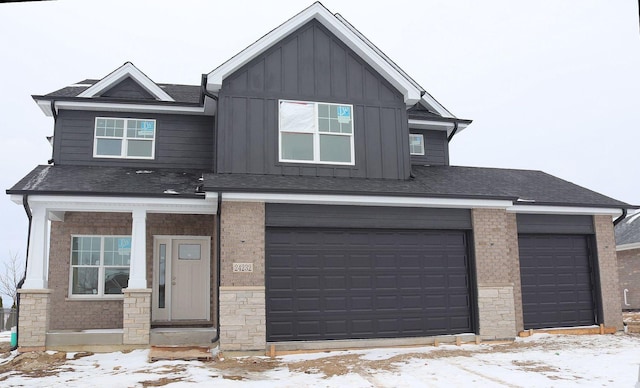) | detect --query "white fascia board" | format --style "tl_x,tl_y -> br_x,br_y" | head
219,192 -> 512,209
418,96 -> 455,118
36,99 -> 53,117
206,3 -> 422,105
21,194 -> 218,215
407,120 -> 469,137
507,205 -> 623,216
78,62 -> 174,101
52,101 -> 209,116
616,242 -> 640,251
